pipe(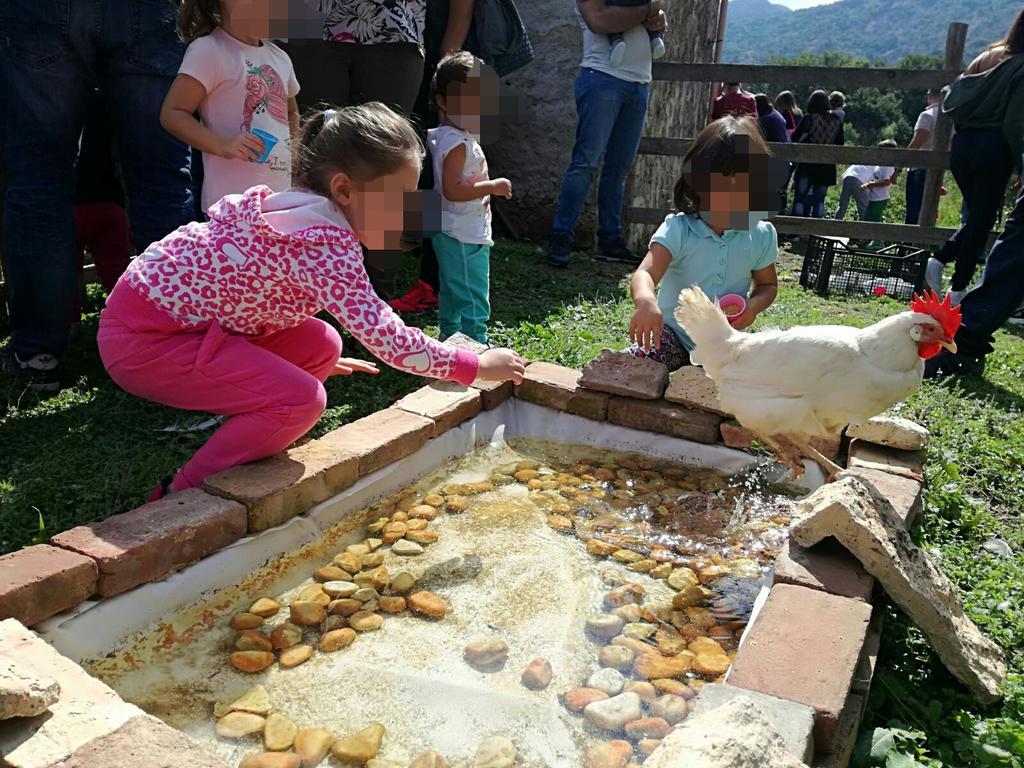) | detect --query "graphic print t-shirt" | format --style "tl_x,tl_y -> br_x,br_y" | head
179,29 -> 299,211
428,125 -> 492,246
